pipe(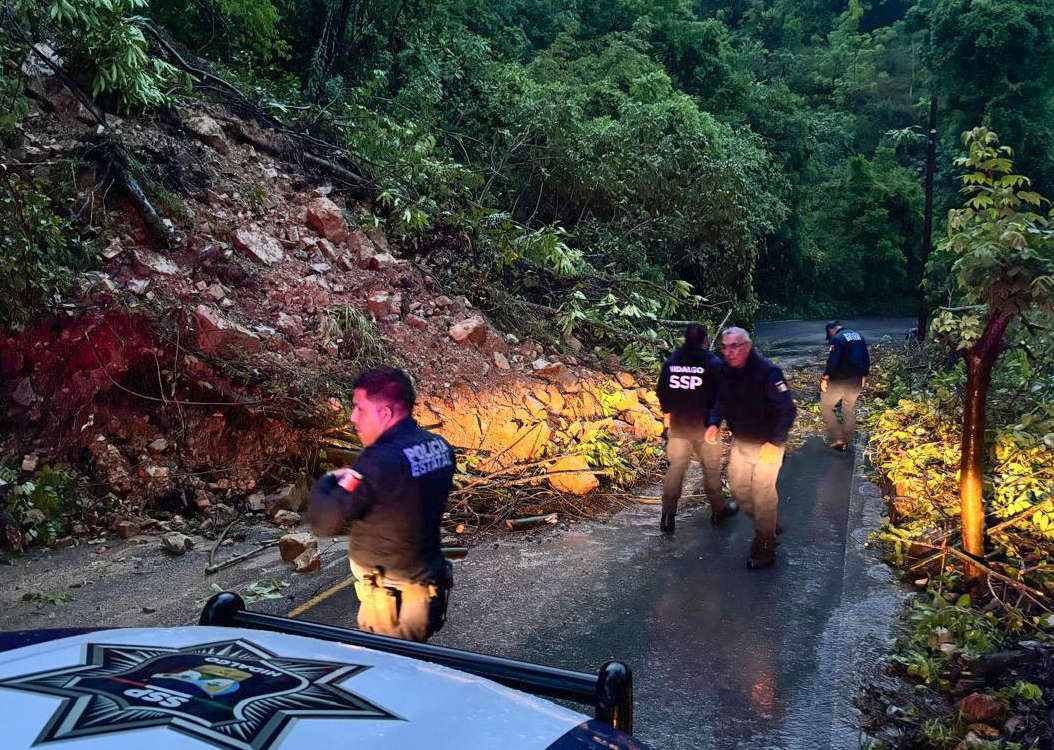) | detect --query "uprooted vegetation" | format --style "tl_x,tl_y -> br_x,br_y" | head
0,9 -> 701,554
